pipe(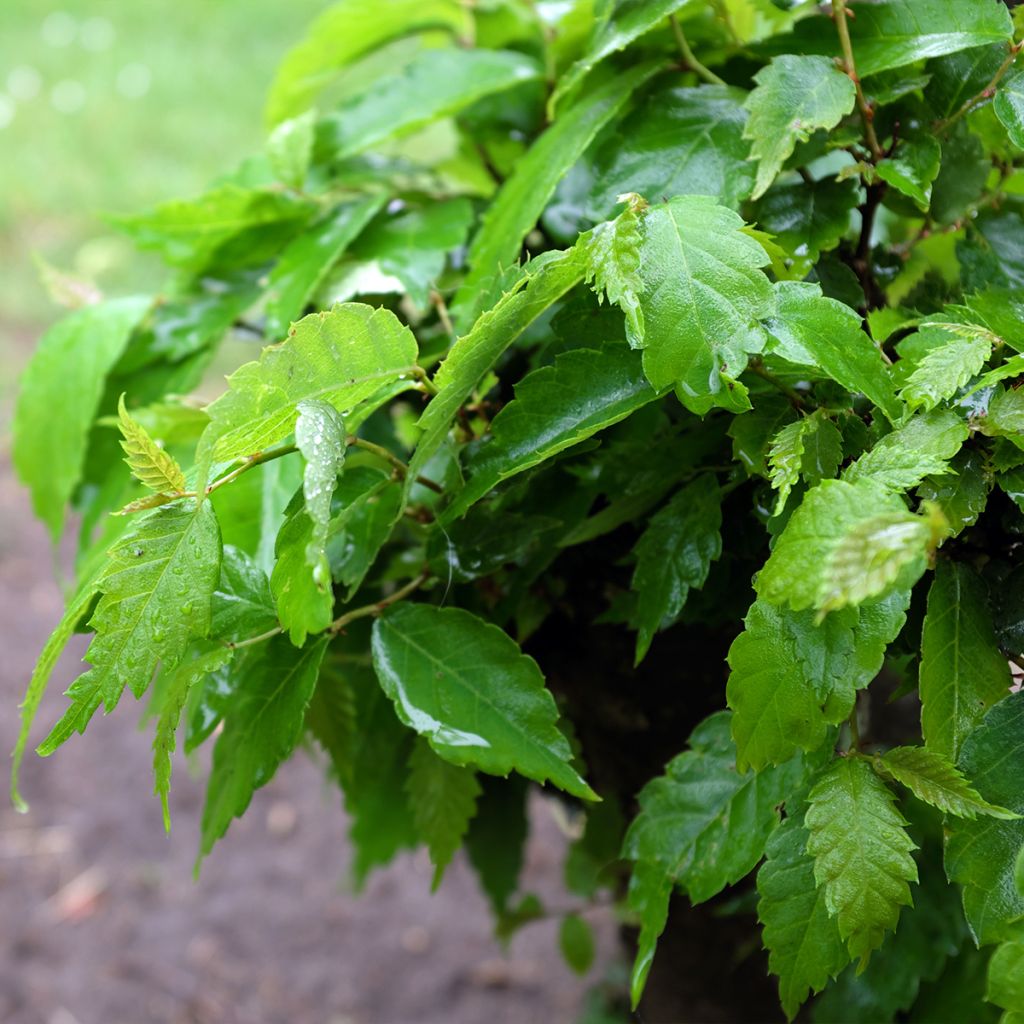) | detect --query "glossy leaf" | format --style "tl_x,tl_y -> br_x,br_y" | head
210,545 -> 278,642
899,328 -> 993,411
987,939 -> 1024,1012
295,399 -> 346,566
583,202 -> 644,345
995,70 -> 1024,150
766,412 -> 841,514
754,179 -> 859,263
877,136 -> 941,208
